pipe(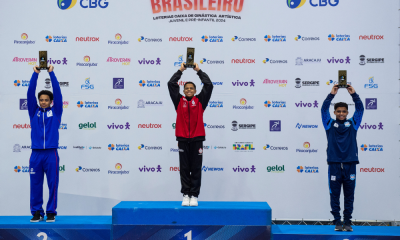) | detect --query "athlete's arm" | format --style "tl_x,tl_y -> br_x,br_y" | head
168,63 -> 184,110
27,66 -> 39,118
321,84 -> 337,130
348,85 -> 364,130
48,65 -> 63,117
195,63 -> 213,111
